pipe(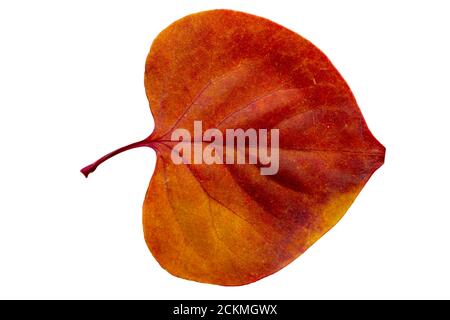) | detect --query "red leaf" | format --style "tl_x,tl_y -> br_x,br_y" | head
82,9 -> 385,286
